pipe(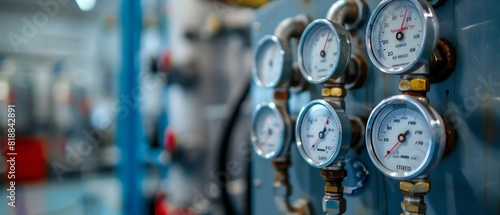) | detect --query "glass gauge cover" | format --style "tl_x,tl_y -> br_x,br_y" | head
296,100 -> 351,168
251,102 -> 291,159
366,0 -> 438,74
298,19 -> 351,84
366,95 -> 446,180
252,35 -> 292,88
